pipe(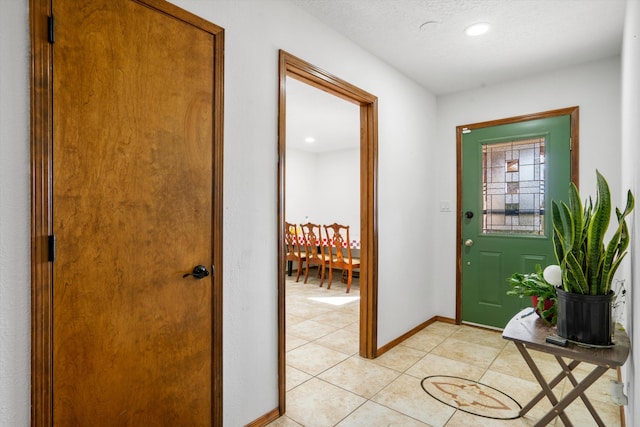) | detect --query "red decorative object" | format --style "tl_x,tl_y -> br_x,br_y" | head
531,296 -> 555,321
